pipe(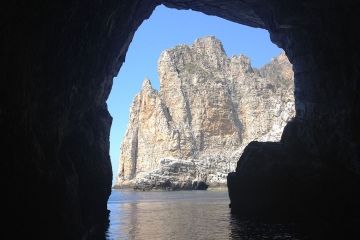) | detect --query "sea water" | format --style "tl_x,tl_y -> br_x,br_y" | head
106,189 -> 304,239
